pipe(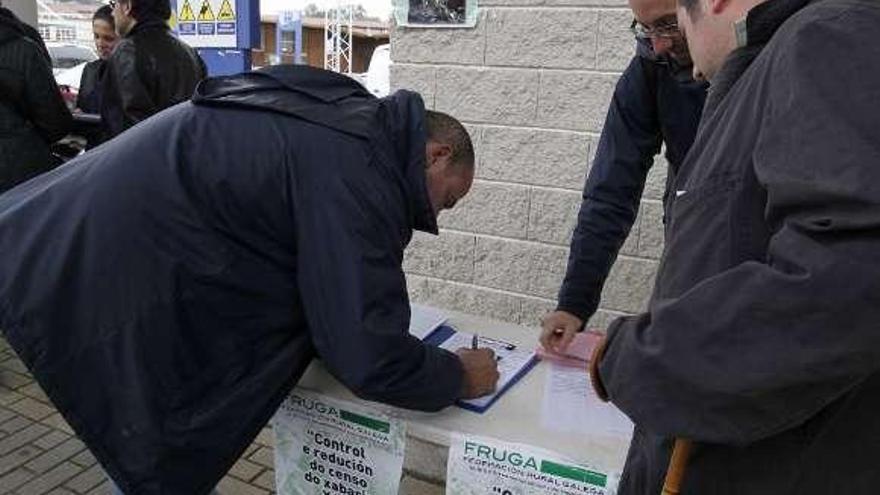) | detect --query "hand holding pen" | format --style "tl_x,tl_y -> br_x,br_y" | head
457,333 -> 500,399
